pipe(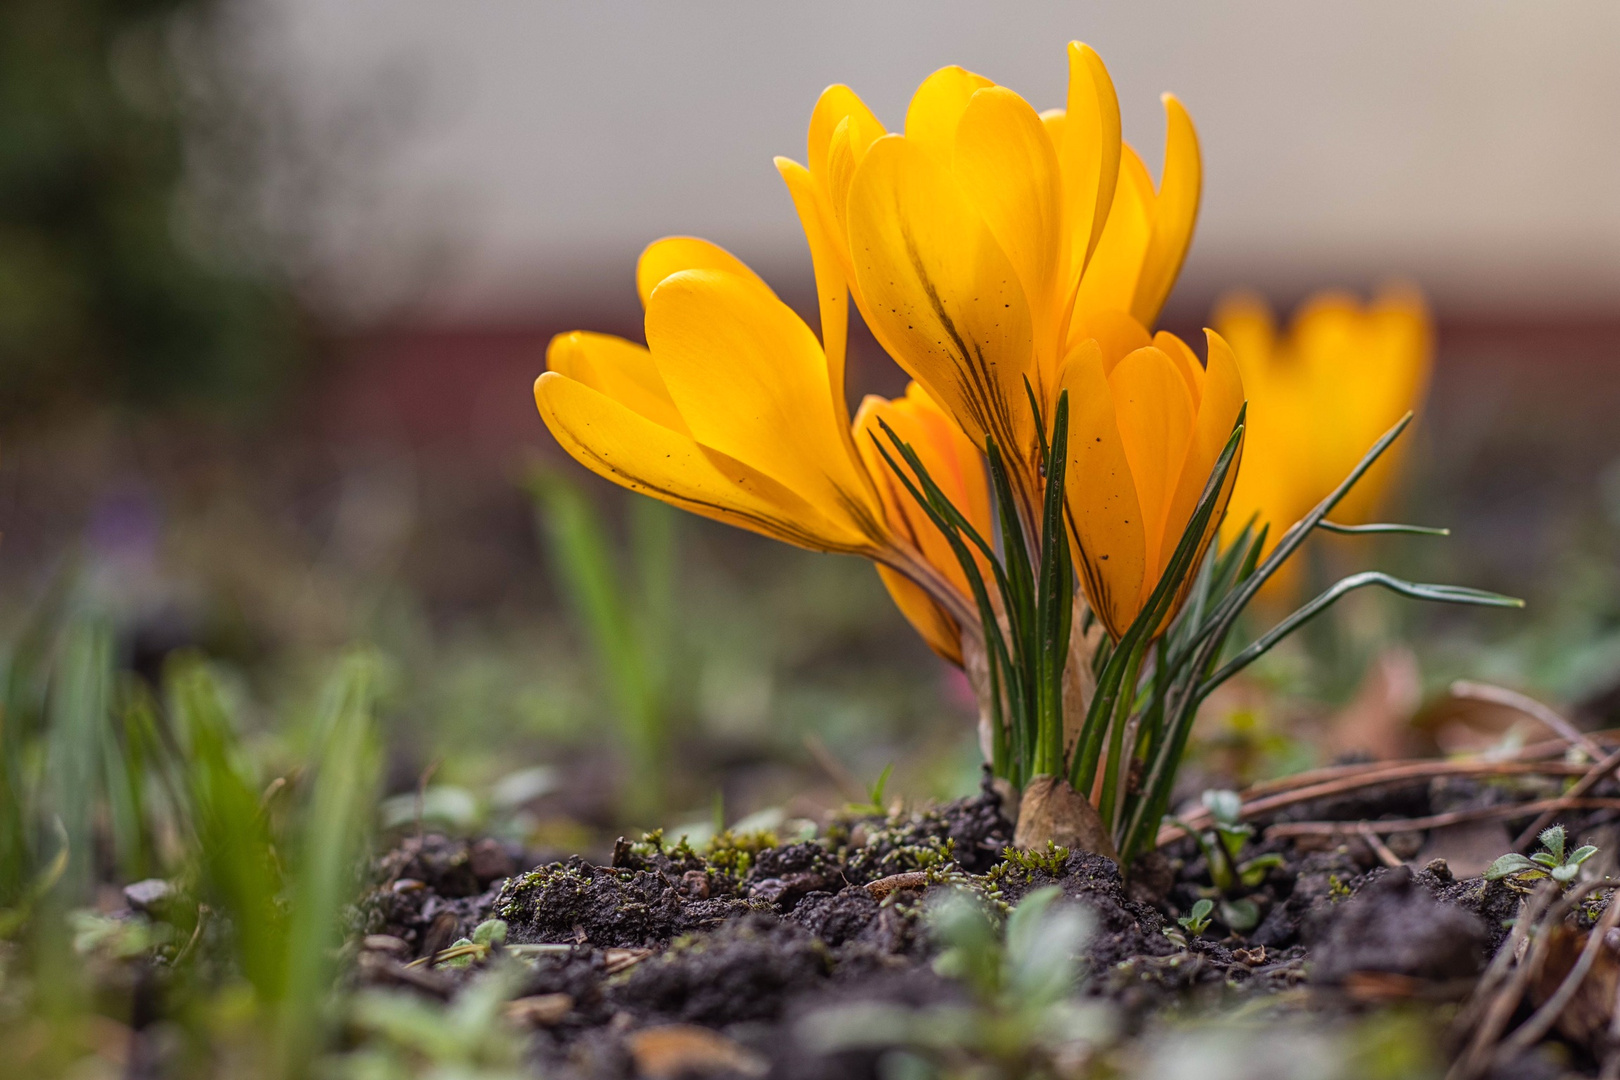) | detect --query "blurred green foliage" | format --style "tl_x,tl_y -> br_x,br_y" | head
0,0 -> 299,420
